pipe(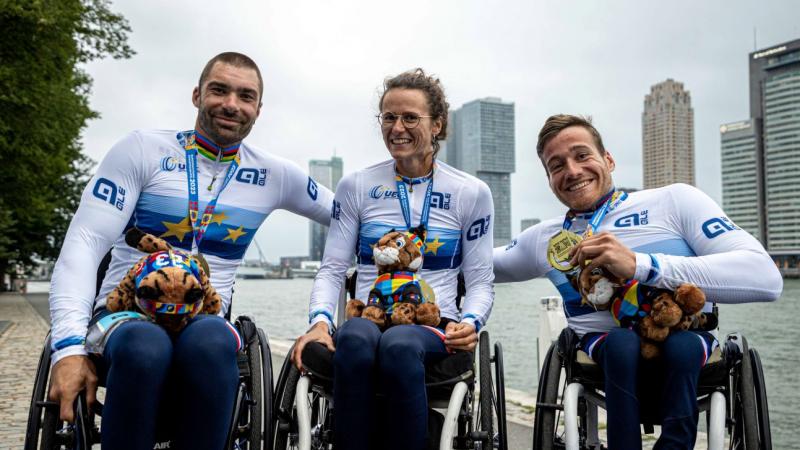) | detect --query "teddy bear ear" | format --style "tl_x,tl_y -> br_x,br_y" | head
126,227 -> 171,253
